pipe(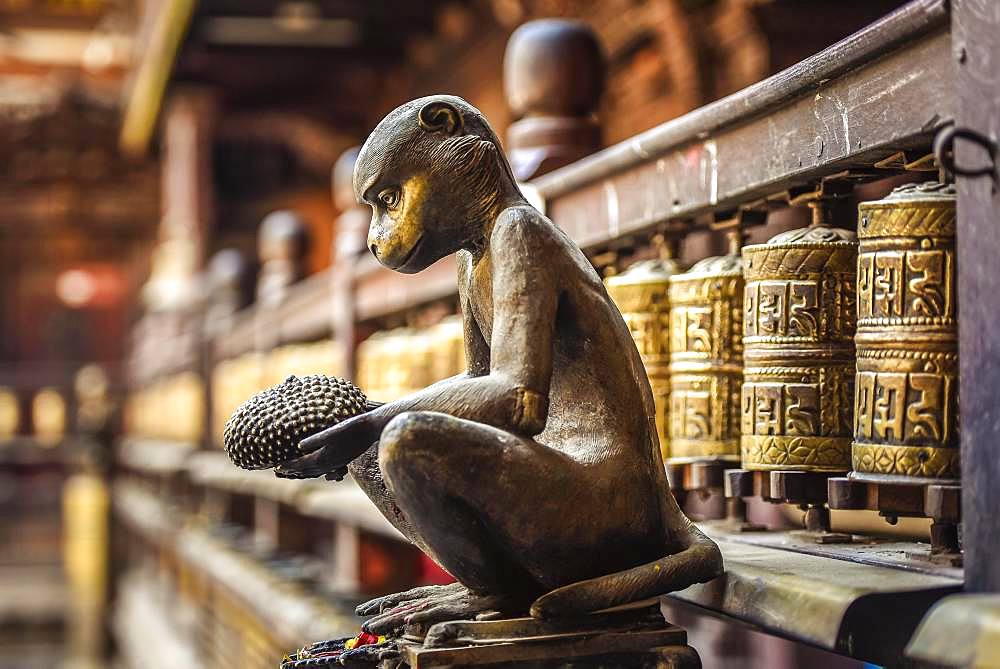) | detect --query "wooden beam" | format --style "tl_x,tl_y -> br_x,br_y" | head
533,0 -> 951,246
119,0 -> 196,156
953,0 -> 1000,594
